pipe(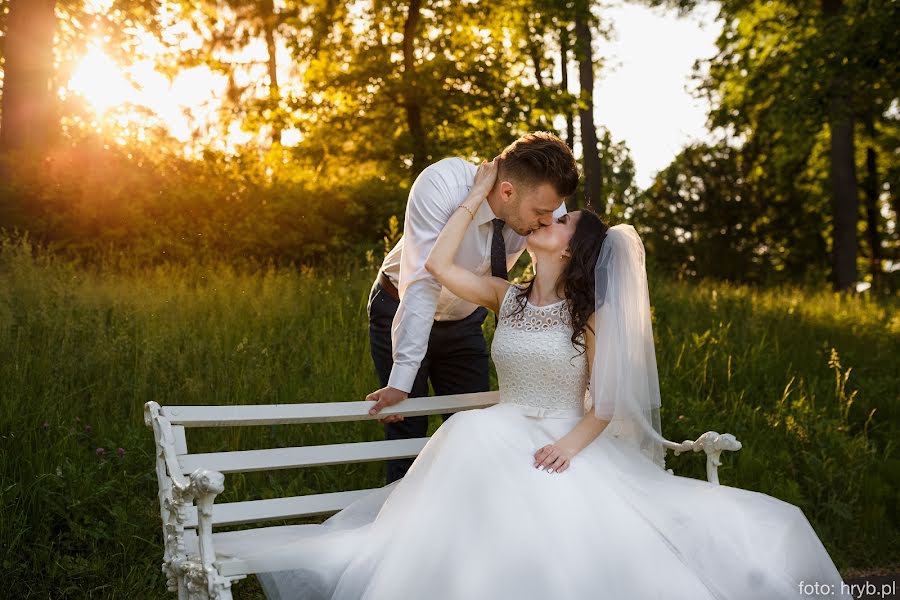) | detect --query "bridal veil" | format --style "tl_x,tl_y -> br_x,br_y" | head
585,223 -> 669,471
